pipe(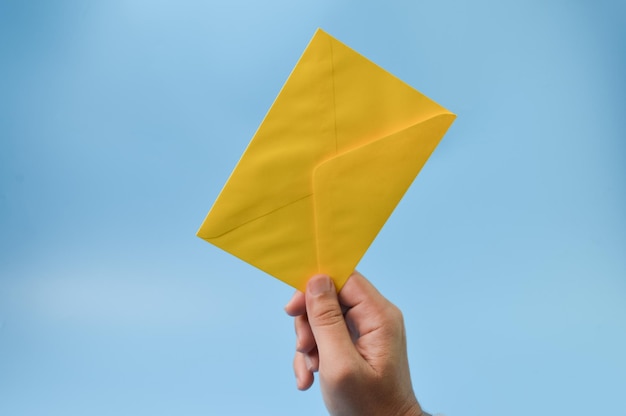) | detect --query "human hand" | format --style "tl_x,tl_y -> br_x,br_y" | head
284,271 -> 423,416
